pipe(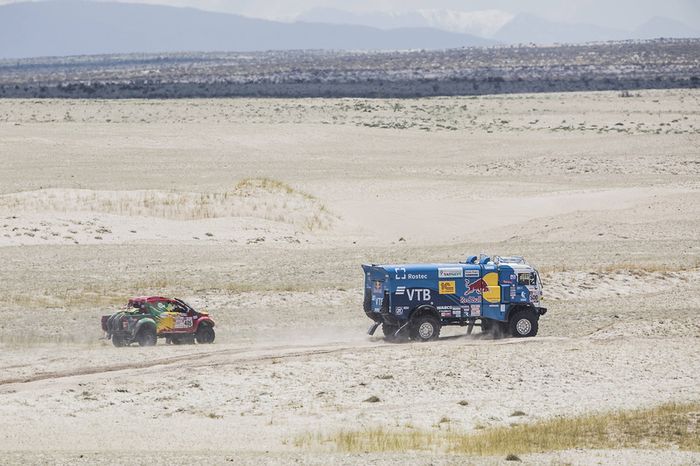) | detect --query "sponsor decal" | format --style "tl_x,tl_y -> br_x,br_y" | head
438,281 -> 456,295
395,286 -> 406,295
373,281 -> 382,291
464,269 -> 480,278
460,296 -> 481,304
438,267 -> 463,278
396,268 -> 429,280
482,272 -> 501,304
501,304 -> 506,313
405,288 -> 431,301
510,288 -> 516,299
452,310 -> 462,317
470,305 -> 481,316
466,278 -> 489,294
174,317 -> 193,329
394,306 -> 408,316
